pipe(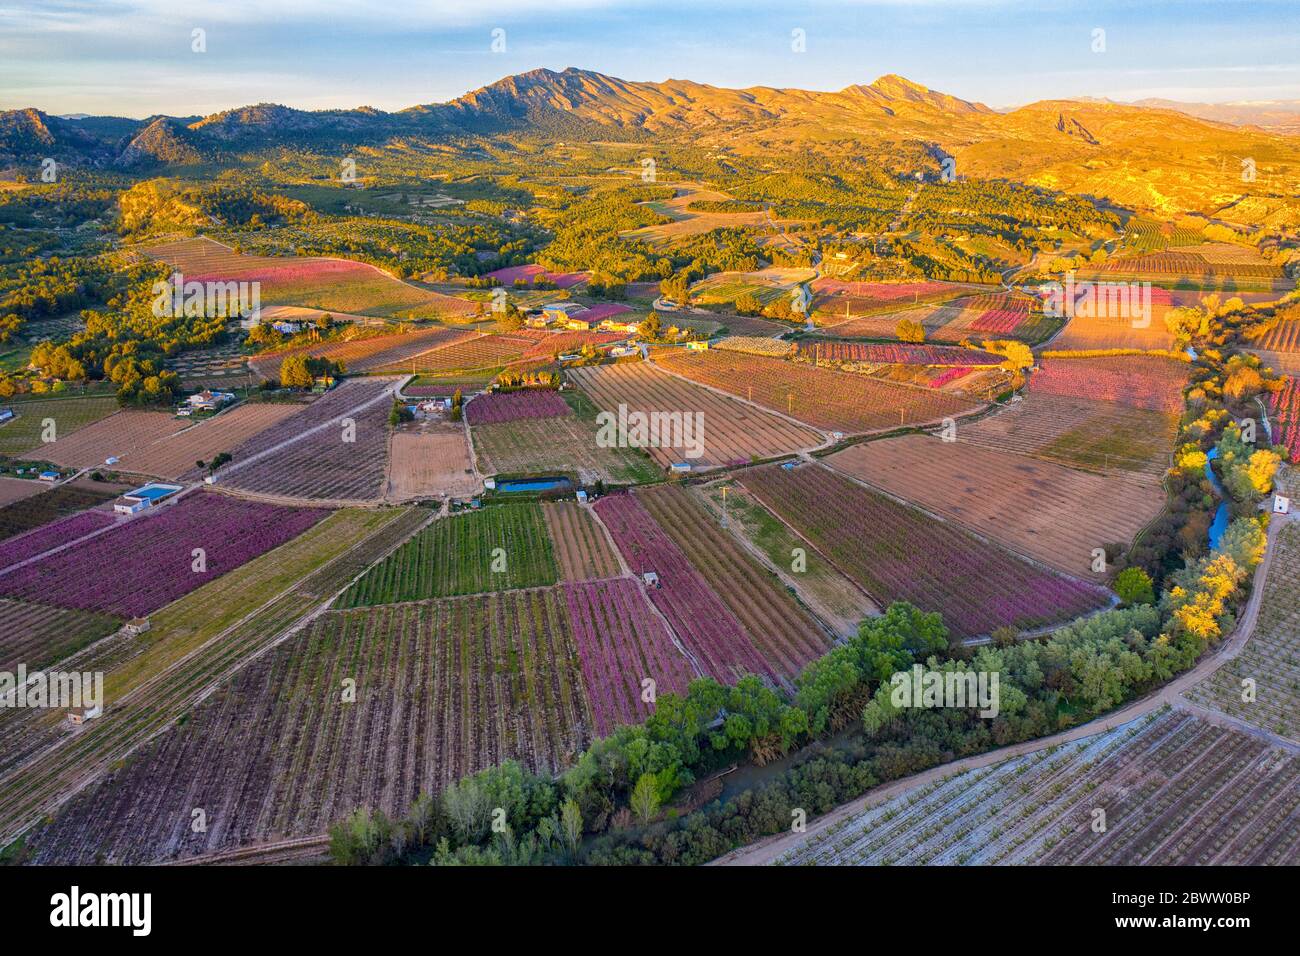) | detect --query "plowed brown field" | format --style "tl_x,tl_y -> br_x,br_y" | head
827,435 -> 1166,577
567,361 -> 823,467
